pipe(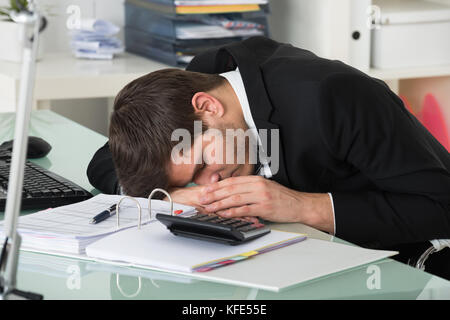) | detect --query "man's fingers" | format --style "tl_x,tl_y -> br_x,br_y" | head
200,181 -> 252,205
203,192 -> 261,213
216,204 -> 263,219
215,212 -> 259,224
203,175 -> 265,194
